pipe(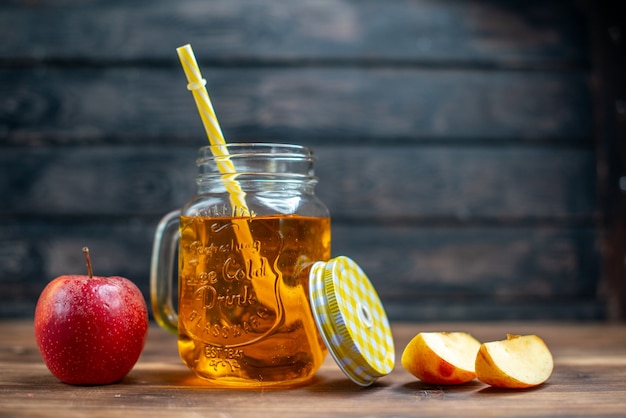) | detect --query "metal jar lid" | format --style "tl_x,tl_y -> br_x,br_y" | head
309,256 -> 395,386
